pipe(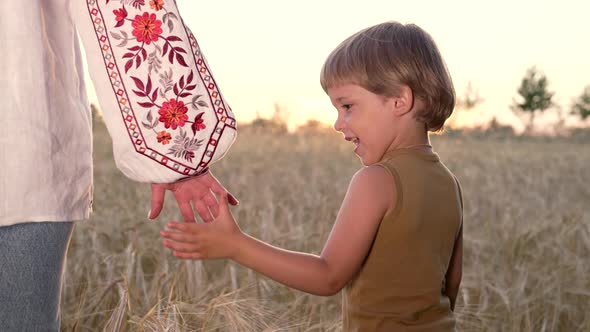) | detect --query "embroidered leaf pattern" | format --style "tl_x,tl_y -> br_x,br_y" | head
167,128 -> 204,162
190,95 -> 208,110
124,59 -> 134,73
142,110 -> 155,129
162,12 -> 178,33
147,44 -> 162,74
110,0 -> 143,7
161,36 -> 189,68
131,0 -> 144,9
159,68 -> 174,93
131,74 -> 158,107
110,30 -> 129,47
